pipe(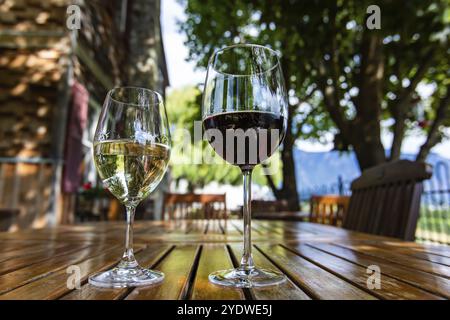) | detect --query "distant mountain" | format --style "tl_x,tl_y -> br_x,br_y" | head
294,148 -> 450,198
